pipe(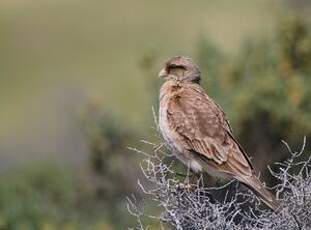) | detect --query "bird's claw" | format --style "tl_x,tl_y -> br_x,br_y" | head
176,182 -> 196,192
